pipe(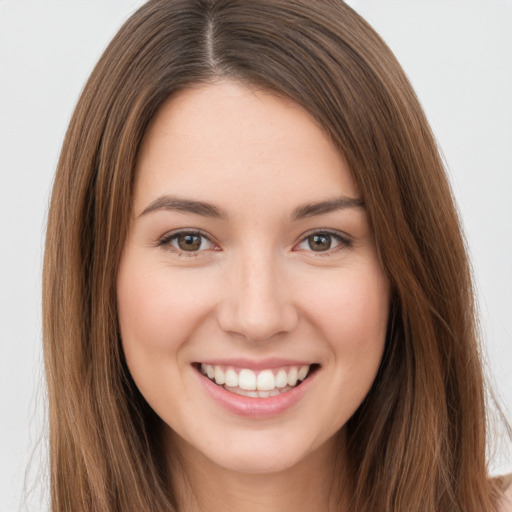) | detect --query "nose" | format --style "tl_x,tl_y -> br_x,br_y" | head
217,250 -> 299,343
